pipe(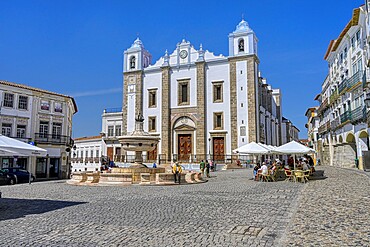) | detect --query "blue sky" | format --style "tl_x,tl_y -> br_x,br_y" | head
0,0 -> 364,139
